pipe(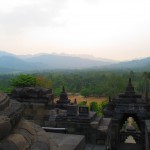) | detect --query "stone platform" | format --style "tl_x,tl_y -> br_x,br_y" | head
48,133 -> 85,150
85,144 -> 106,150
